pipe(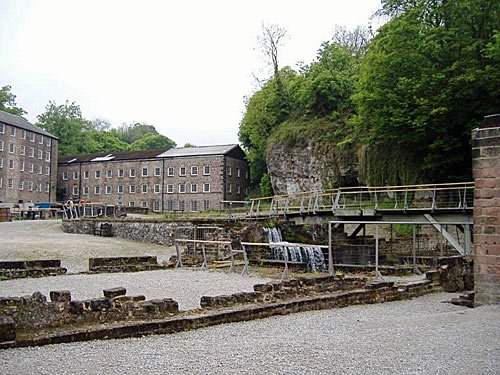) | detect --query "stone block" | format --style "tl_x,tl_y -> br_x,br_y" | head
31,291 -> 47,304
113,295 -> 146,303
87,298 -> 112,311
50,290 -> 72,302
103,287 -> 127,299
254,283 -> 273,292
0,316 -> 16,343
69,301 -> 84,315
